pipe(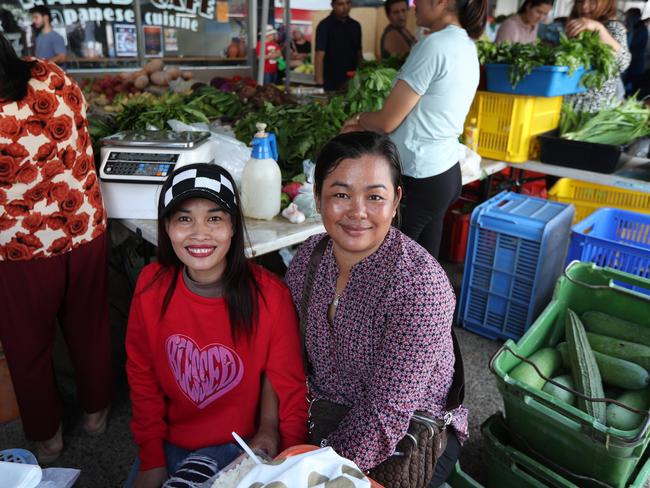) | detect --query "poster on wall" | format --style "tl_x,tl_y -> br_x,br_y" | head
143,25 -> 163,57
216,1 -> 229,23
114,23 -> 137,57
163,28 -> 178,52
